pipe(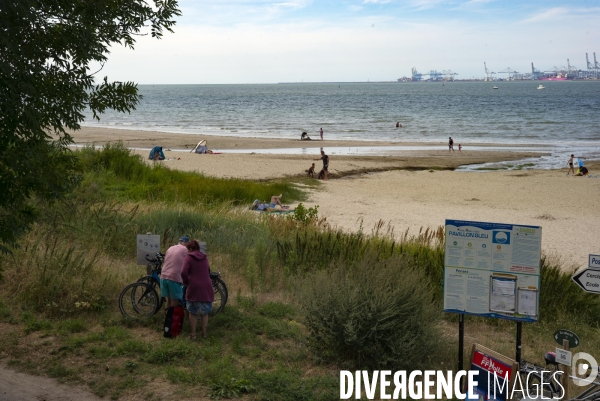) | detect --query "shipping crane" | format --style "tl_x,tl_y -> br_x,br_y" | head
498,67 -> 518,80
442,70 -> 458,81
484,62 -> 496,81
531,62 -> 542,80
